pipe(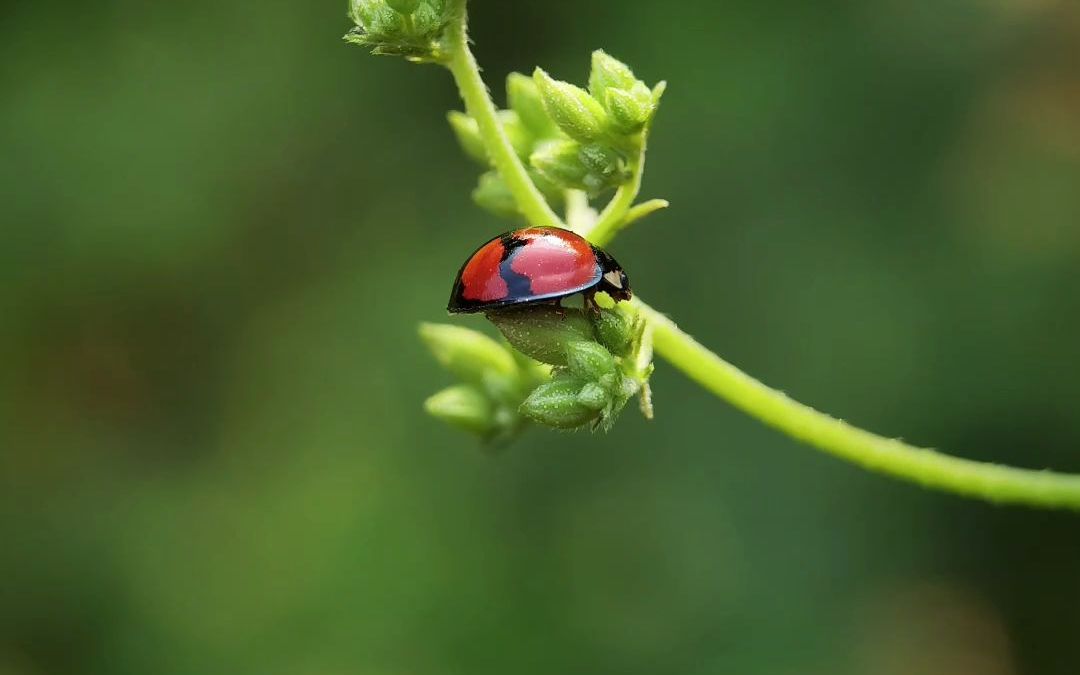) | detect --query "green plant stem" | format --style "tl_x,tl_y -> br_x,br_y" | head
589,142 -> 646,247
635,299 -> 1080,510
443,0 -> 562,230
439,1 -> 1080,510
